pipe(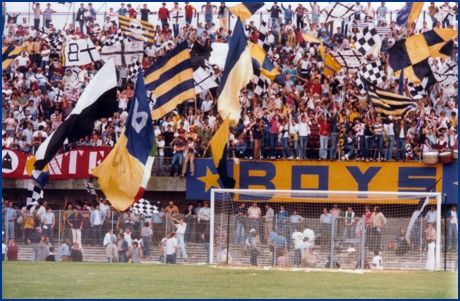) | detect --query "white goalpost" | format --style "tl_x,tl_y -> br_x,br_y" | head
210,189 -> 443,270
